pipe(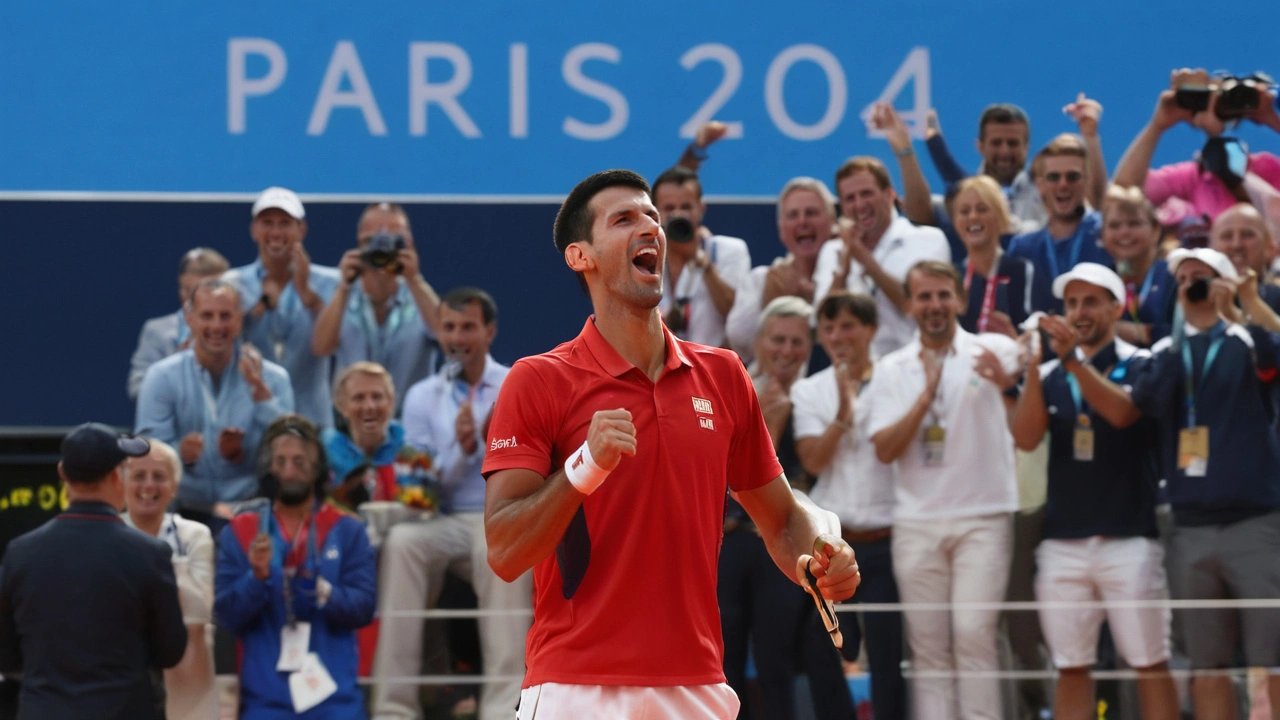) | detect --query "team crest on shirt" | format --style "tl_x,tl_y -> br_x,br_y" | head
693,397 -> 715,430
